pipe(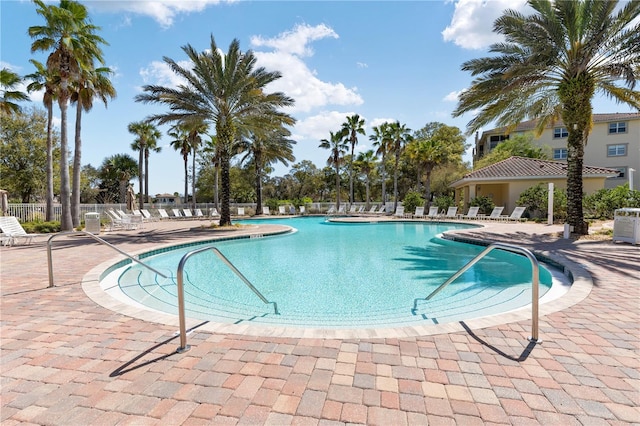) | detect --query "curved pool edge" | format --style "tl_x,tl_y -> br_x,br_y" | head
82,223 -> 594,340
